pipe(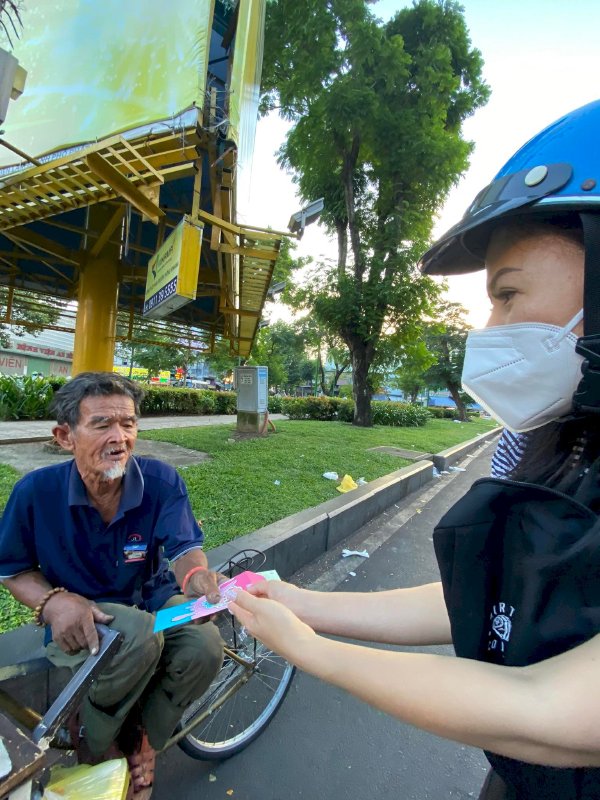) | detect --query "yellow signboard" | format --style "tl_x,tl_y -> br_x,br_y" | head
0,0 -> 212,168
143,216 -> 202,319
